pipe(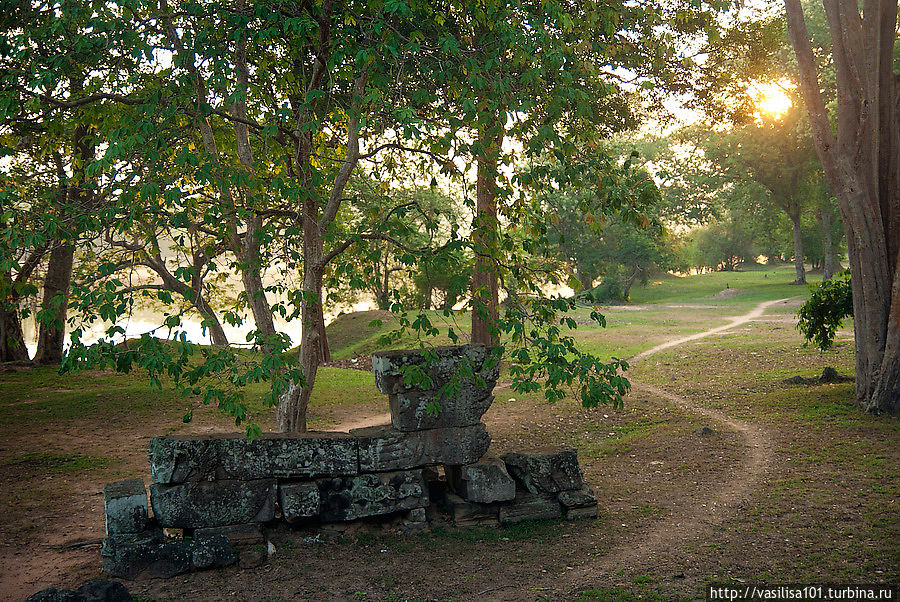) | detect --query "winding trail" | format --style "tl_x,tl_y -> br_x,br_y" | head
565,297 -> 792,585
329,298 -> 792,589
